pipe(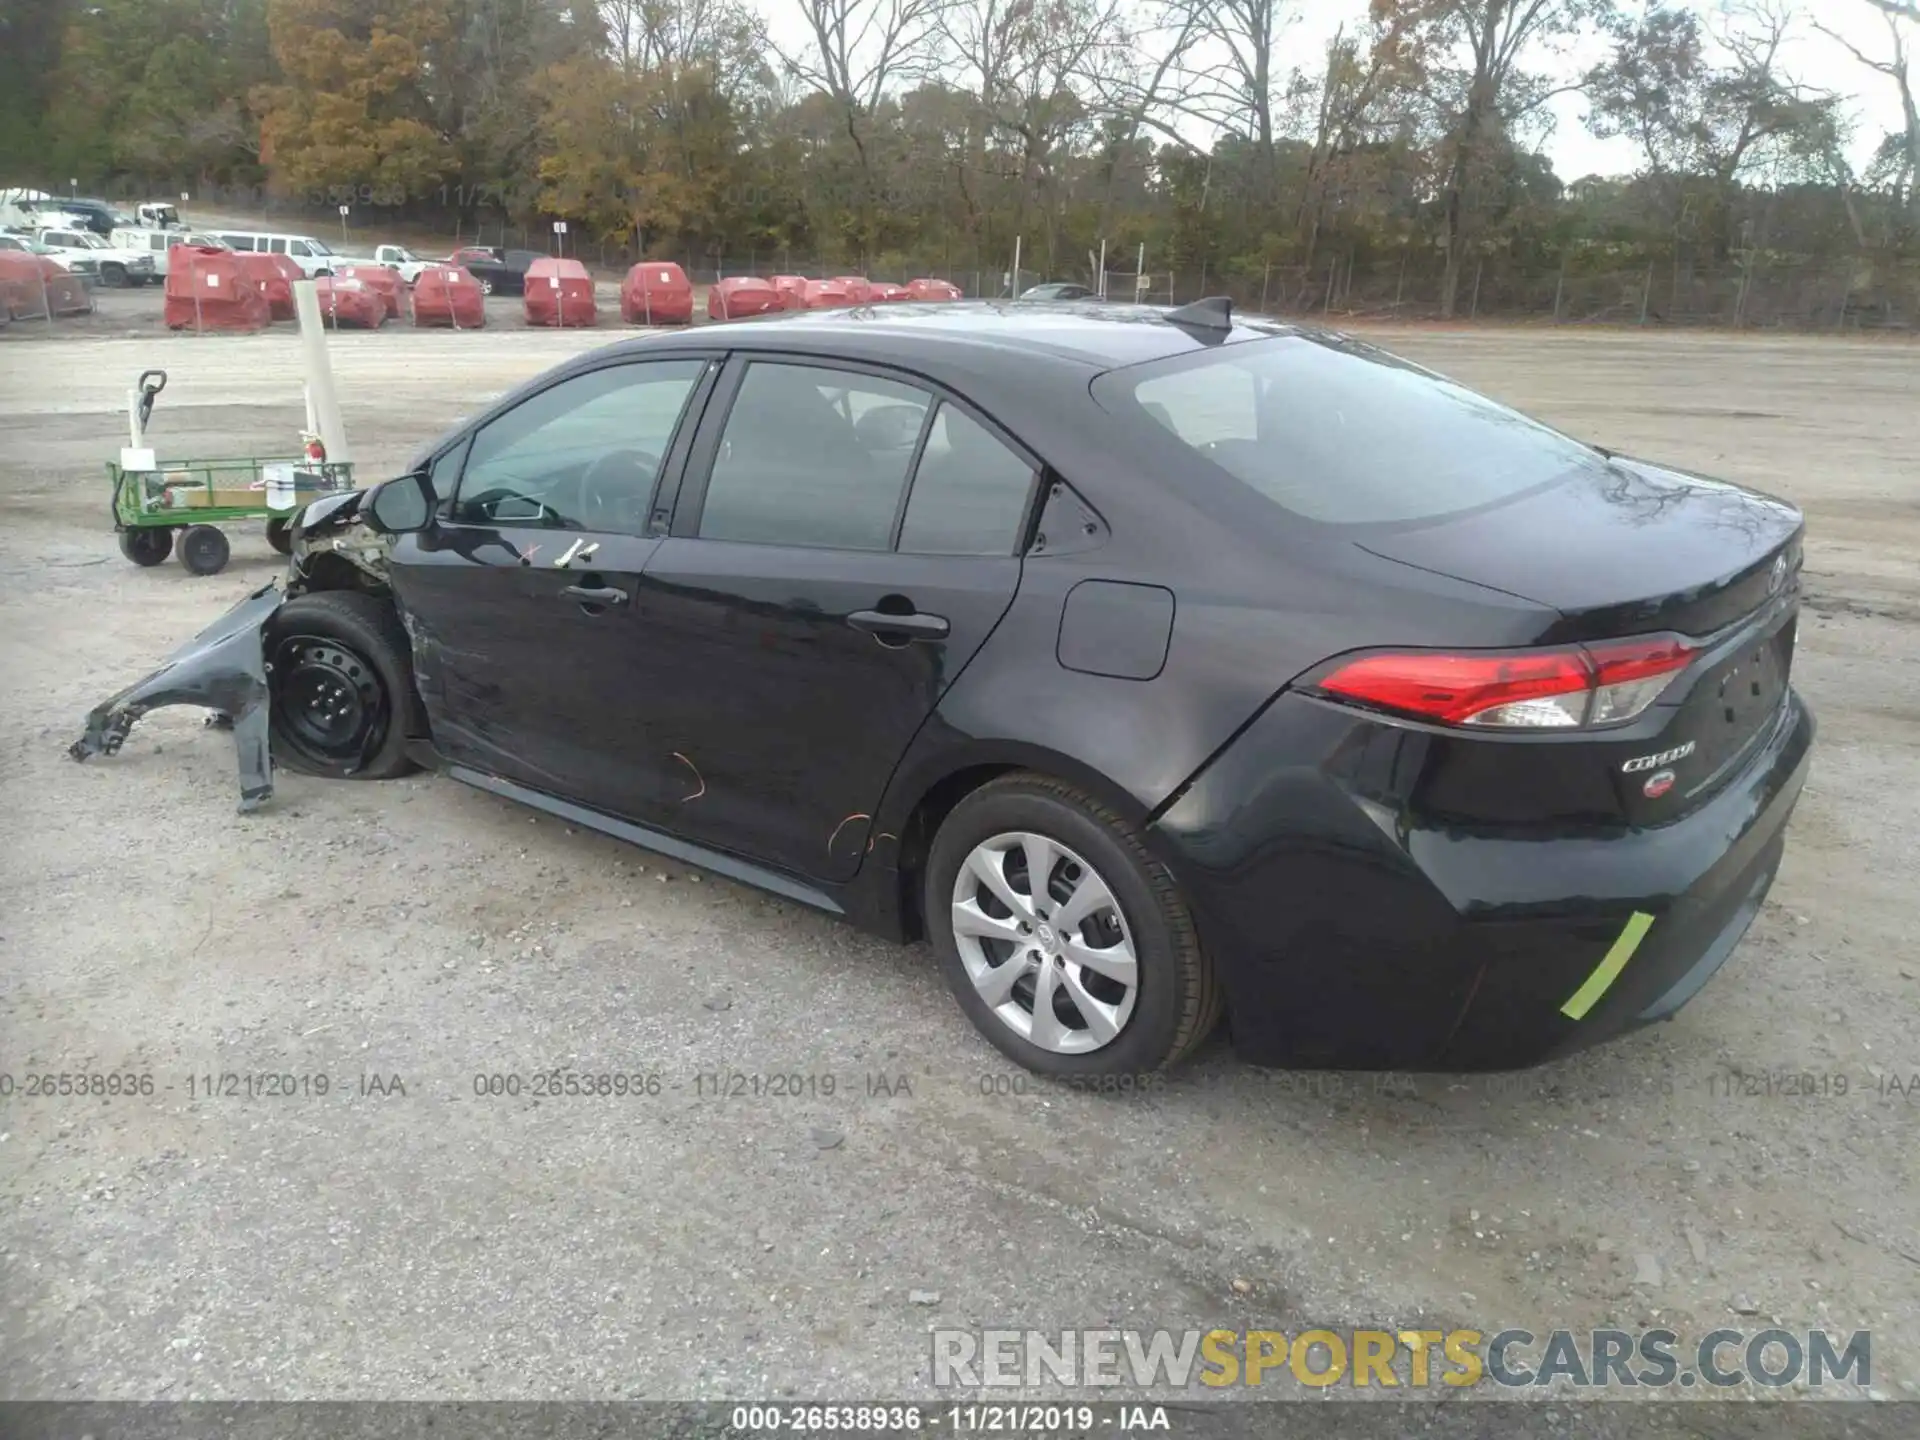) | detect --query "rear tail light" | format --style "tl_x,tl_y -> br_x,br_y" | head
1315,635 -> 1697,730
